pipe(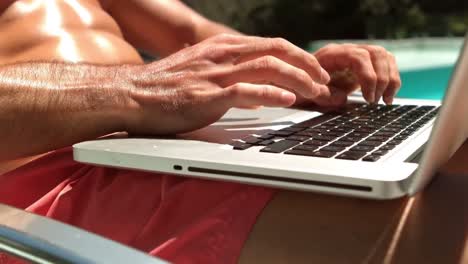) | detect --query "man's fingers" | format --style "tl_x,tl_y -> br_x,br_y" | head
230,36 -> 330,85
222,83 -> 296,108
344,48 -> 377,103
315,45 -> 378,103
215,56 -> 321,99
359,45 -> 390,103
313,84 -> 348,106
383,52 -> 402,104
